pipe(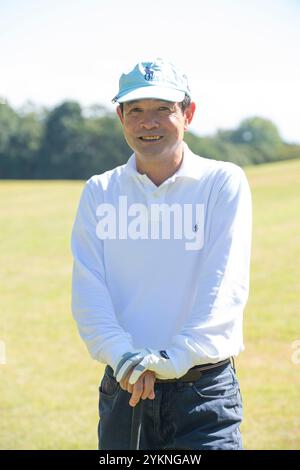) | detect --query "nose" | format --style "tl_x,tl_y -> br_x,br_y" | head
140,112 -> 160,130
